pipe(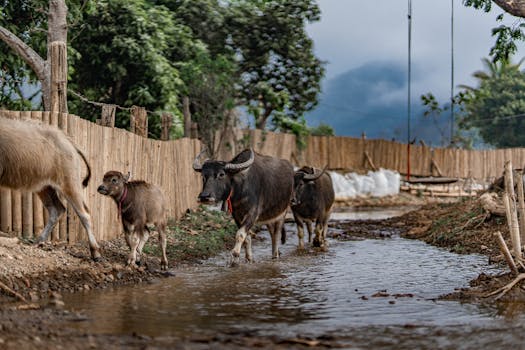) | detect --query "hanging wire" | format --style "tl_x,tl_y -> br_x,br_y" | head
407,0 -> 412,145
450,0 -> 455,145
